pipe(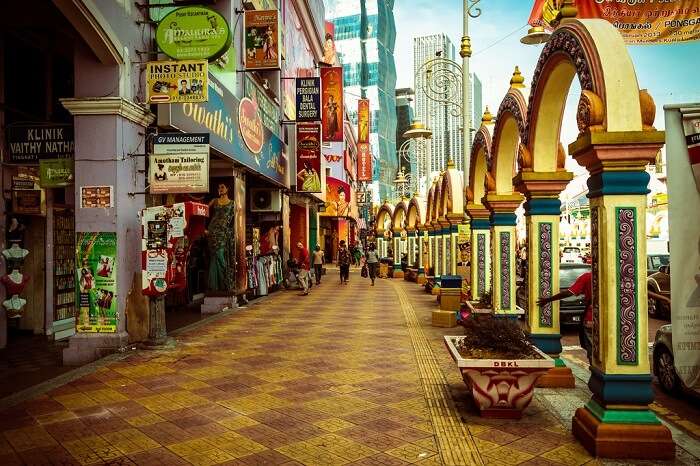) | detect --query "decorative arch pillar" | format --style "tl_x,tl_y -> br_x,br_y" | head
570,131 -> 674,458
514,171 -> 576,388
484,193 -> 523,315
446,214 -> 463,276
466,203 -> 491,300
392,226 -> 406,279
